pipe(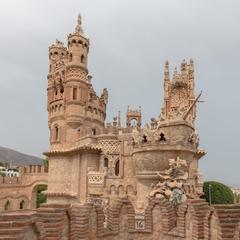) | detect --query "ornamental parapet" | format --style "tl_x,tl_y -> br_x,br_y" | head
88,171 -> 105,195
